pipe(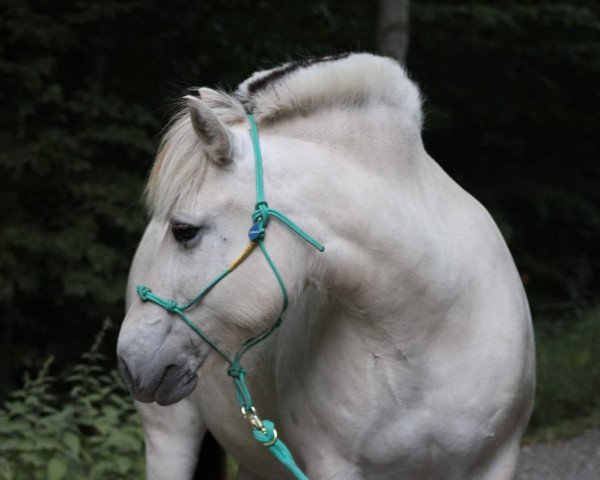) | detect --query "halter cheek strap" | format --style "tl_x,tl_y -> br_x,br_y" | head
136,114 -> 323,480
